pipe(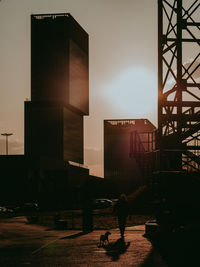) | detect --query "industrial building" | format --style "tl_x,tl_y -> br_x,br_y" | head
104,119 -> 156,194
